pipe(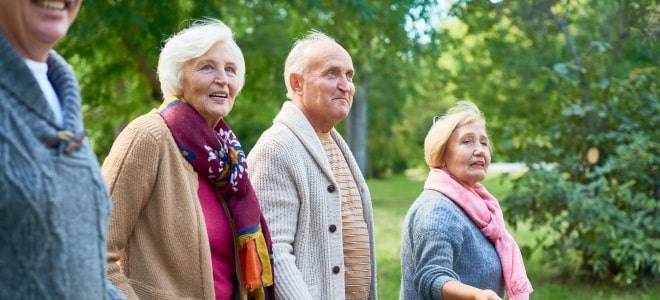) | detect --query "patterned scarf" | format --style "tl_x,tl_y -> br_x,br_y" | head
159,96 -> 274,299
424,168 -> 533,300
